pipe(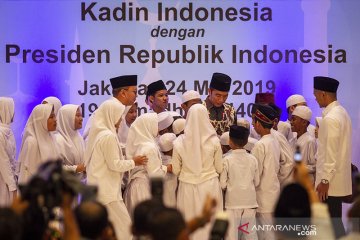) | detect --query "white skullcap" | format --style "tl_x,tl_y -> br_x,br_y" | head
237,118 -> 250,129
172,118 -> 186,135
158,133 -> 177,152
182,90 -> 201,103
158,112 -> 174,131
220,132 -> 229,145
244,137 -> 258,152
286,94 -> 306,109
168,111 -> 182,118
292,106 -> 312,121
